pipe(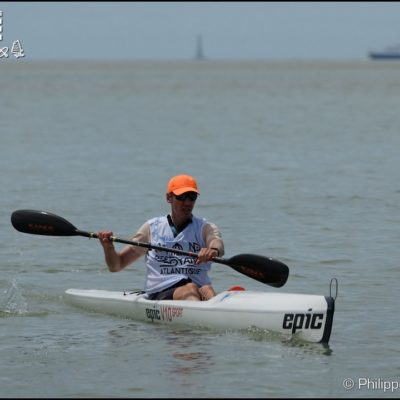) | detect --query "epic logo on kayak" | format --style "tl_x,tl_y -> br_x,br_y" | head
282,312 -> 324,333
146,308 -> 161,322
145,306 -> 183,323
